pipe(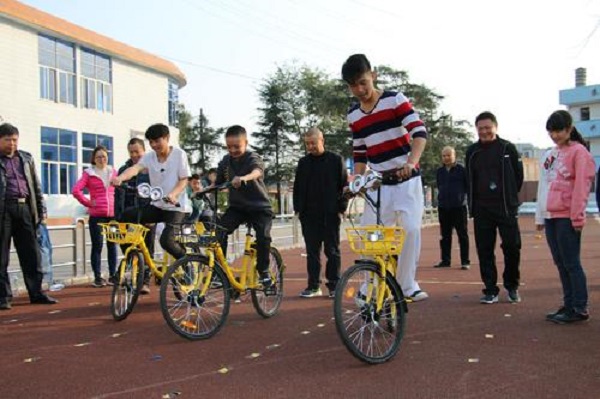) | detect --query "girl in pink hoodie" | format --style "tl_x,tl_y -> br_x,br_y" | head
72,145 -> 117,287
536,110 -> 595,324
